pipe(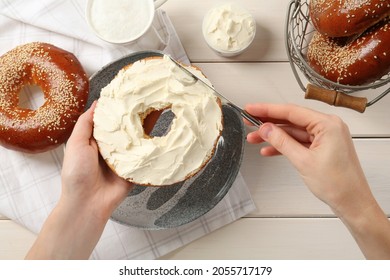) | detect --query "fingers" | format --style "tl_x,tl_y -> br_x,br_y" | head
247,124 -> 313,144
259,145 -> 281,156
244,103 -> 322,165
245,103 -> 327,128
247,123 -> 312,158
99,155 -> 134,209
67,101 -> 97,146
257,123 -> 309,166
259,142 -> 312,156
